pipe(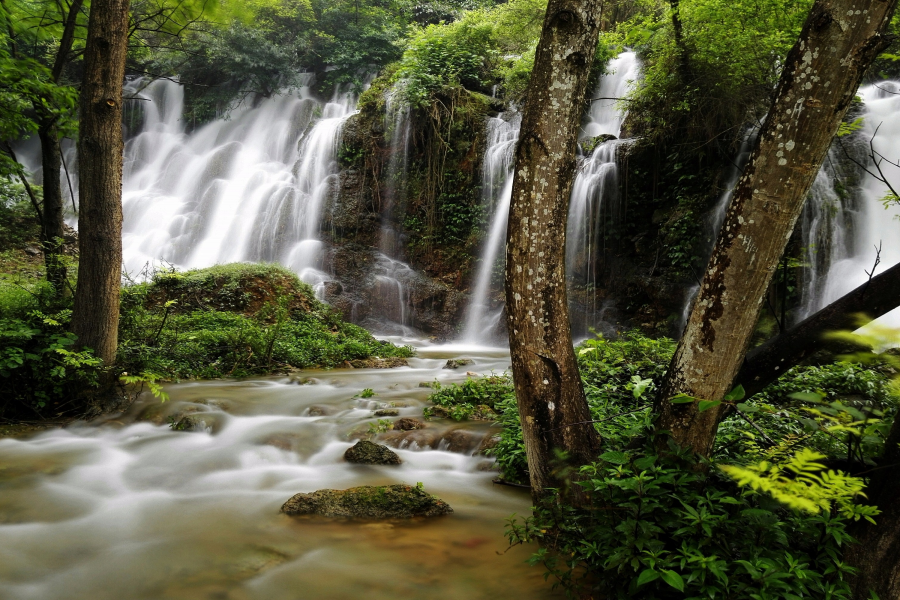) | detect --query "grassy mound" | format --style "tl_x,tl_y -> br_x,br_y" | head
119,263 -> 413,380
